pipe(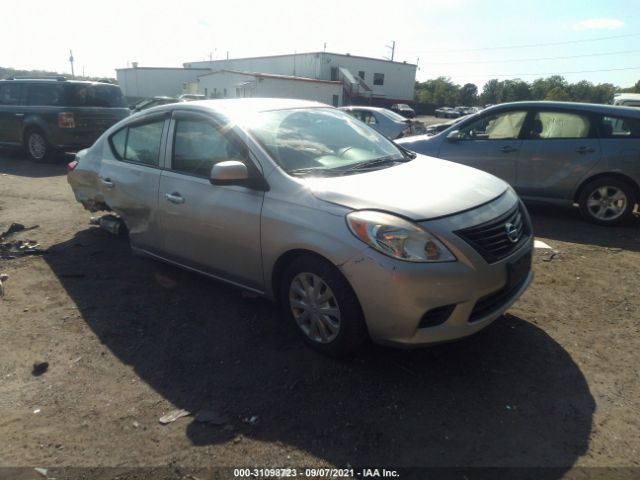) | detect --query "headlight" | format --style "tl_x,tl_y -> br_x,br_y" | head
346,210 -> 456,263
